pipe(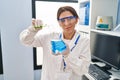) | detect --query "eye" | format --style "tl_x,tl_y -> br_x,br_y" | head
67,16 -> 76,20
58,18 -> 65,23
67,16 -> 73,20
60,19 -> 65,22
58,16 -> 76,23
